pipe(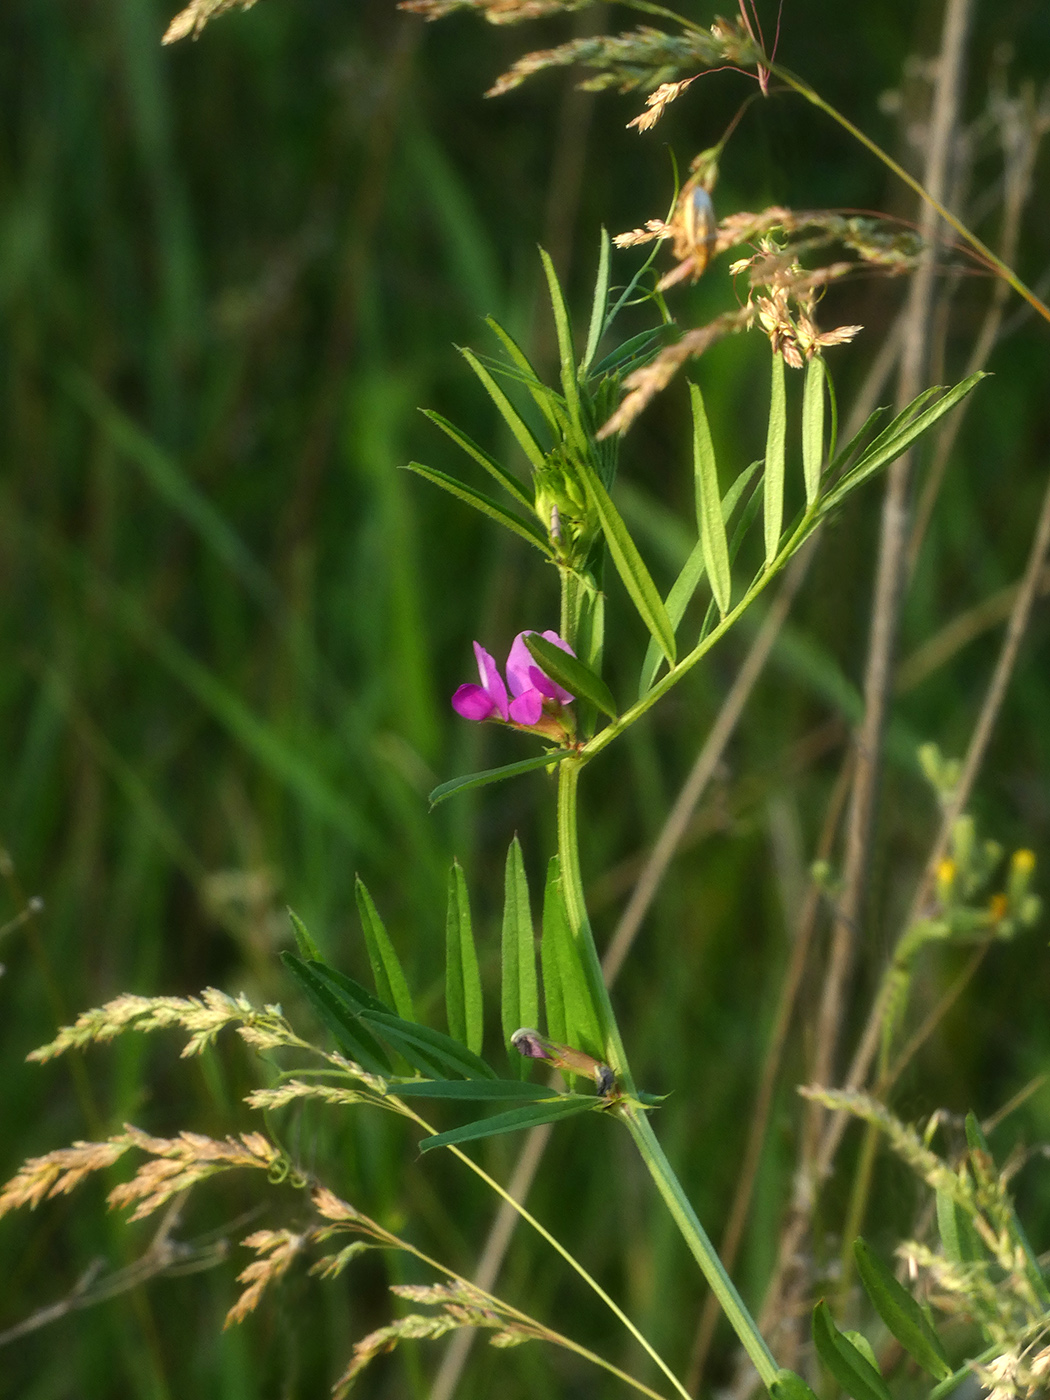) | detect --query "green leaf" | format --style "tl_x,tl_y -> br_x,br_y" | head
690,382 -> 732,616
577,456 -> 676,664
360,1009 -> 497,1080
802,355 -> 825,505
936,1188 -> 984,1264
821,373 -> 986,512
460,347 -> 548,473
280,952 -> 392,1075
501,837 -> 538,1074
539,247 -> 585,450
355,877 -> 416,1023
446,860 -> 483,1056
964,1113 -> 1050,1306
853,1239 -> 951,1380
288,908 -> 323,962
524,633 -> 617,719
386,1079 -> 557,1101
770,1369 -> 820,1400
811,1301 -> 892,1400
581,228 -> 612,377
404,464 -> 551,554
541,859 -> 602,1062
638,460 -> 762,696
483,317 -> 561,436
418,1095 -> 598,1153
428,751 -> 573,808
764,351 -> 787,566
590,325 -> 669,380
419,409 -> 534,510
